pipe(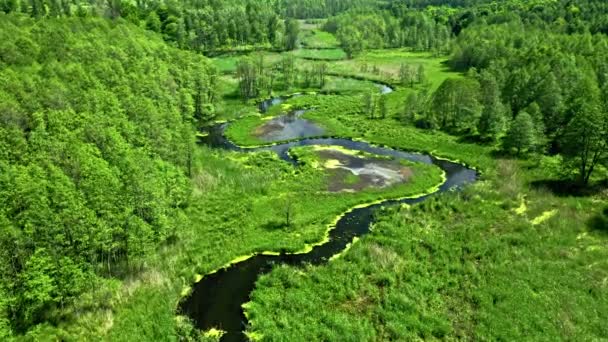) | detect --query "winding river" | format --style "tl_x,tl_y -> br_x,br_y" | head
179,85 -> 477,342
